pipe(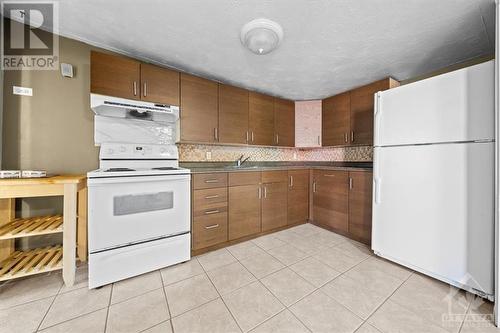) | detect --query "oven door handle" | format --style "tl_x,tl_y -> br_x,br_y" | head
88,174 -> 191,185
